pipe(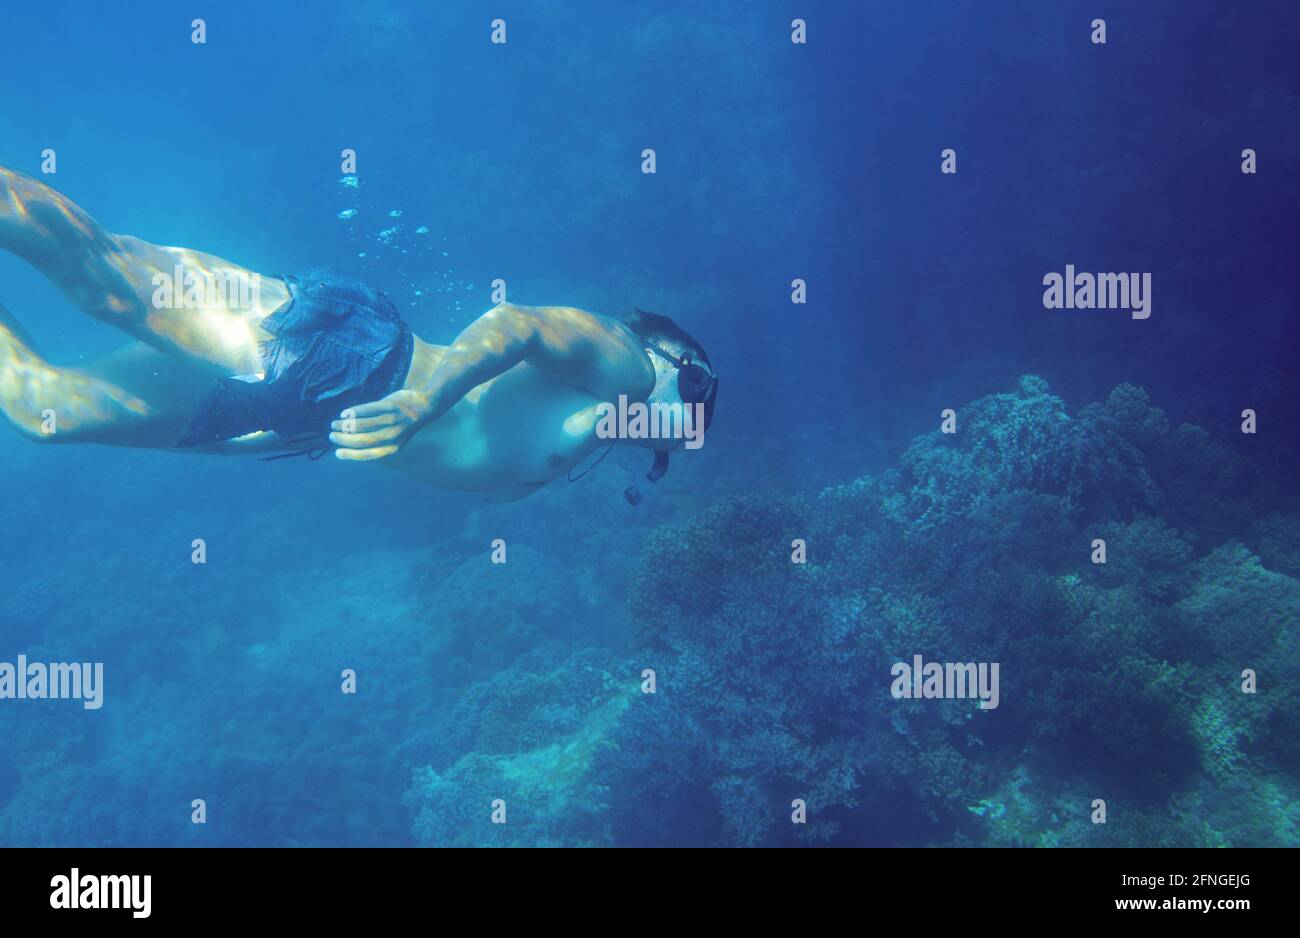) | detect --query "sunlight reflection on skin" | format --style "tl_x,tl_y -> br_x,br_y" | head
1,168 -> 658,479
132,244 -> 288,375
2,168 -> 286,376
0,319 -> 151,440
0,167 -> 291,443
